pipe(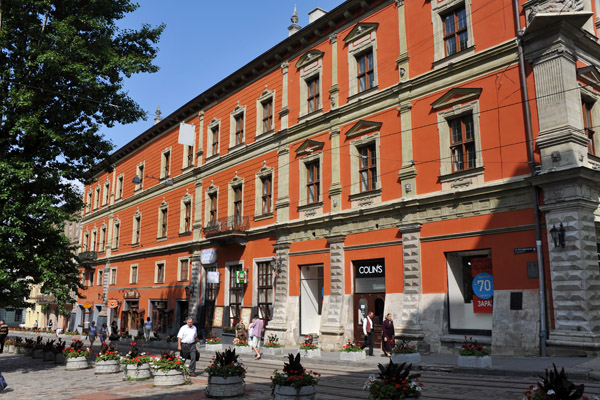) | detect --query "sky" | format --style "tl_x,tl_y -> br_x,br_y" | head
104,1 -> 347,151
